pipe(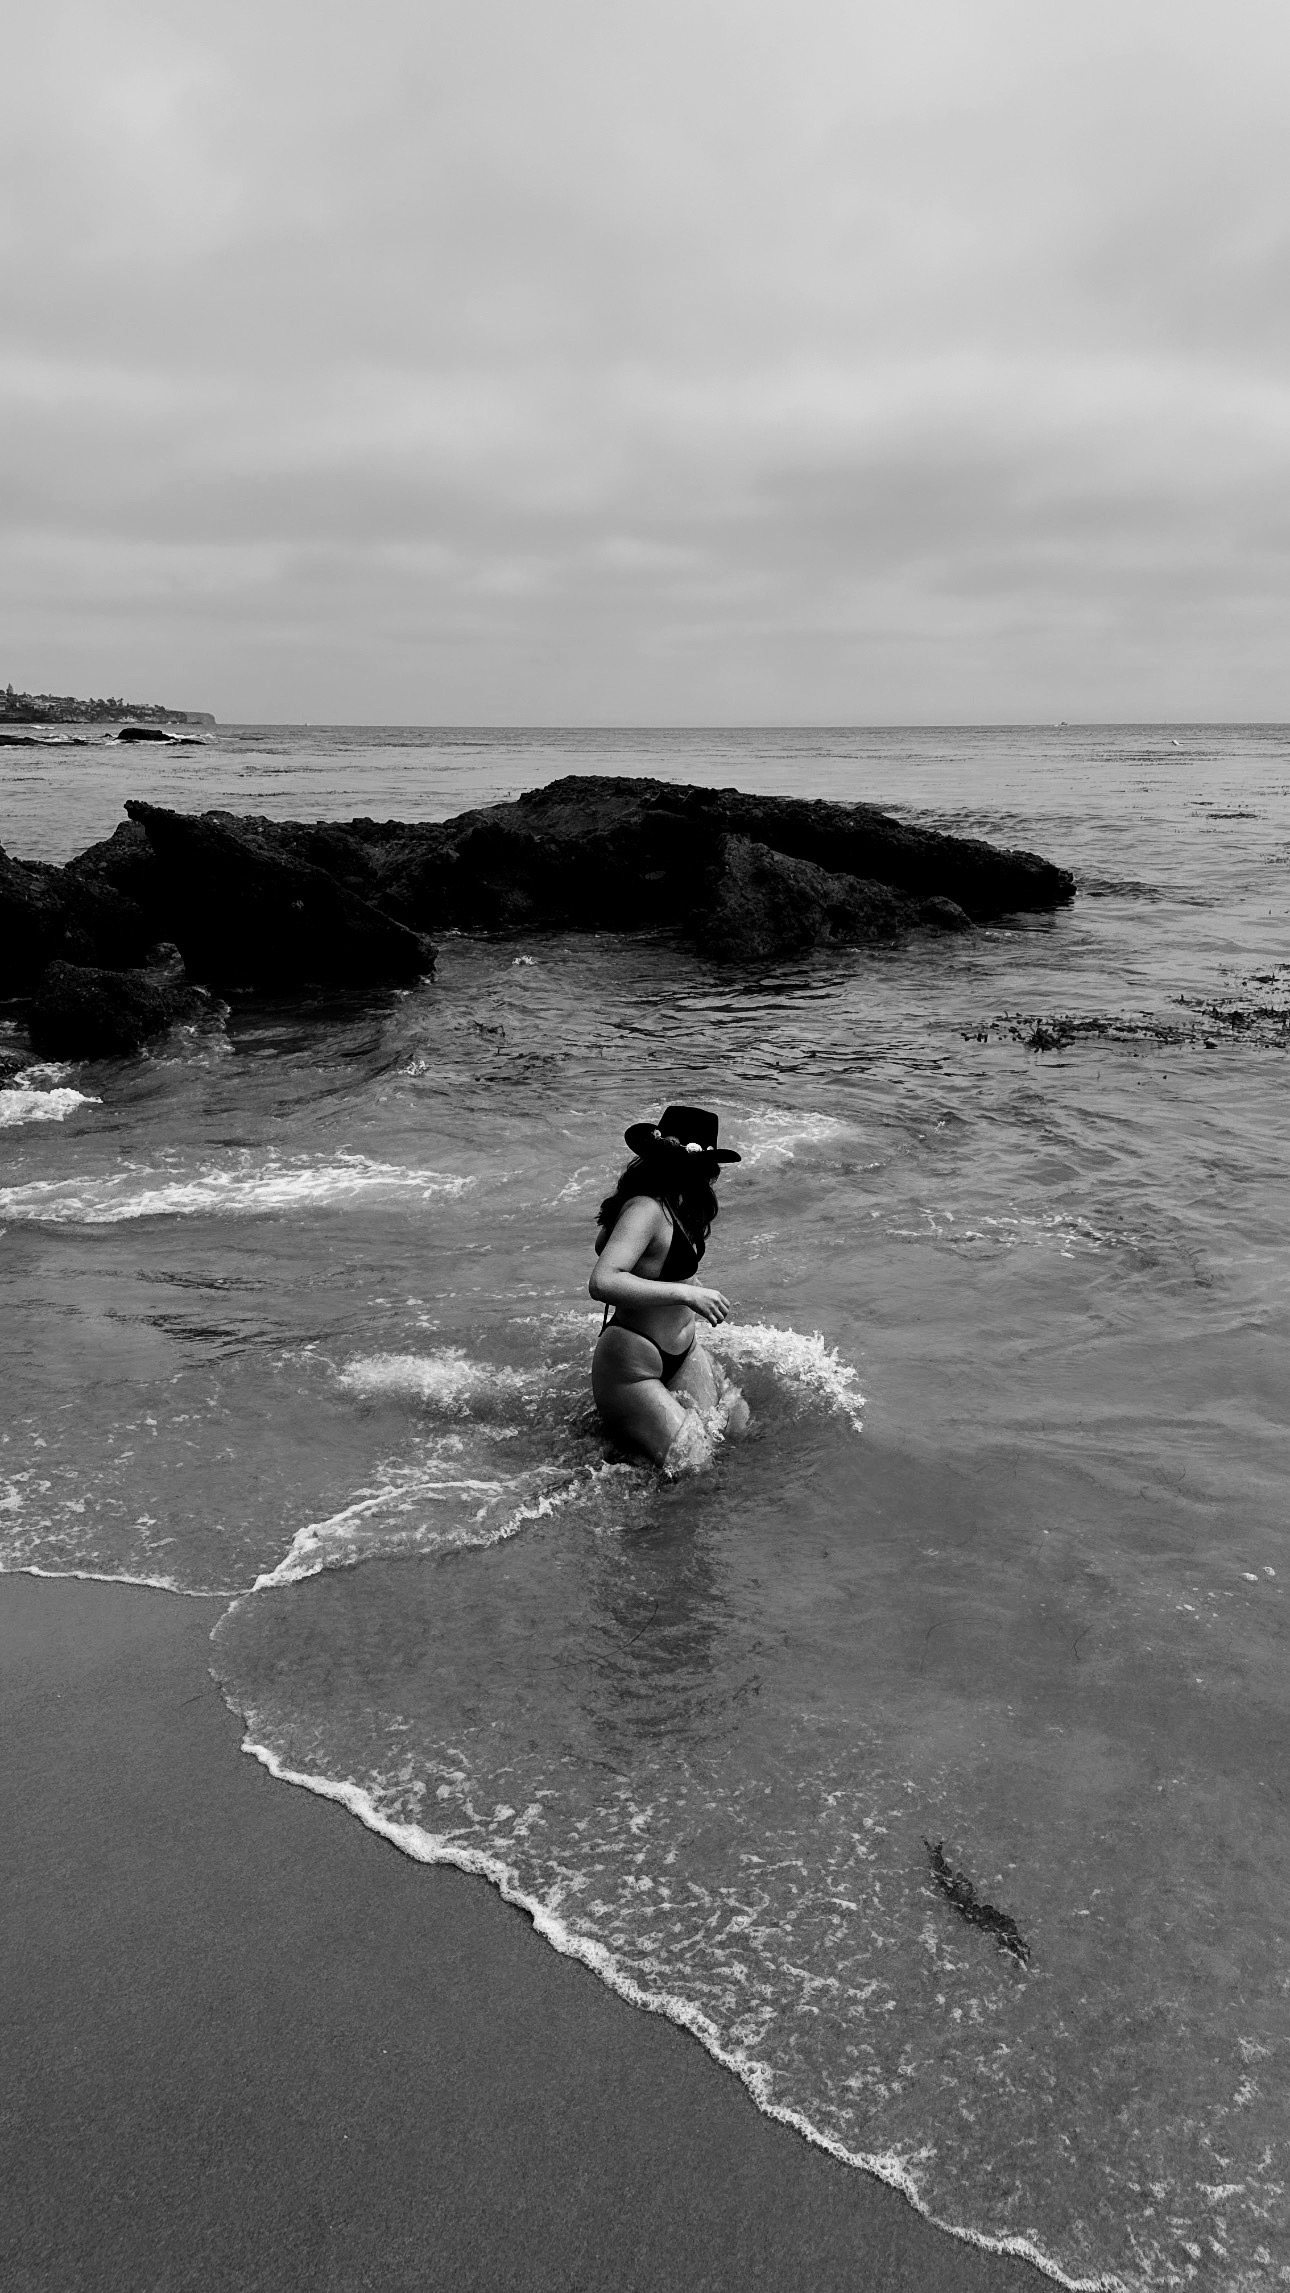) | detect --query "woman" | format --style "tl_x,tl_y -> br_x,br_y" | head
589,1104 -> 747,1470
